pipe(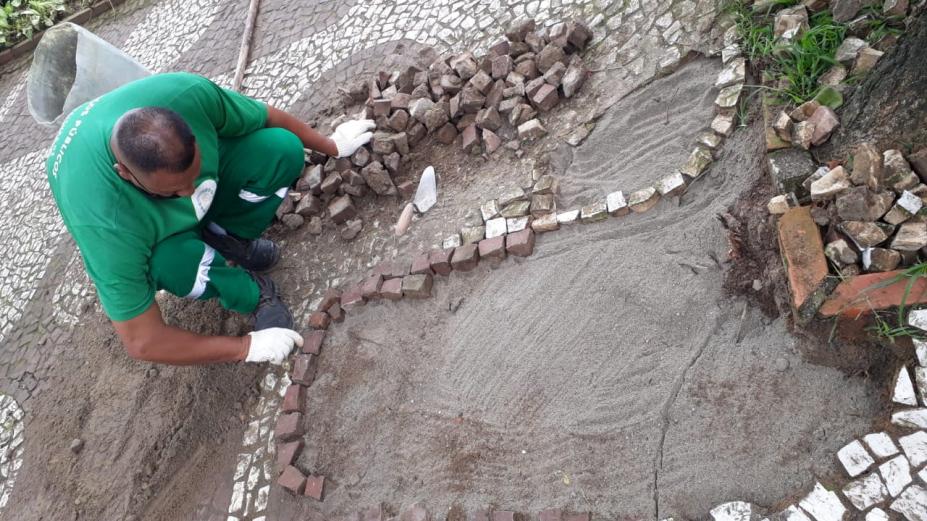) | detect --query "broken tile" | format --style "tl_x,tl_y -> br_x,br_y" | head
460,225 -> 486,244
